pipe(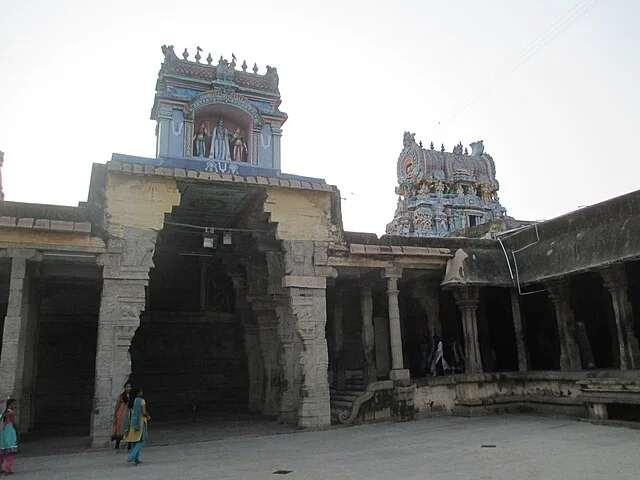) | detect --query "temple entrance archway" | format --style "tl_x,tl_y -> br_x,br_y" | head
128,179 -> 278,425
